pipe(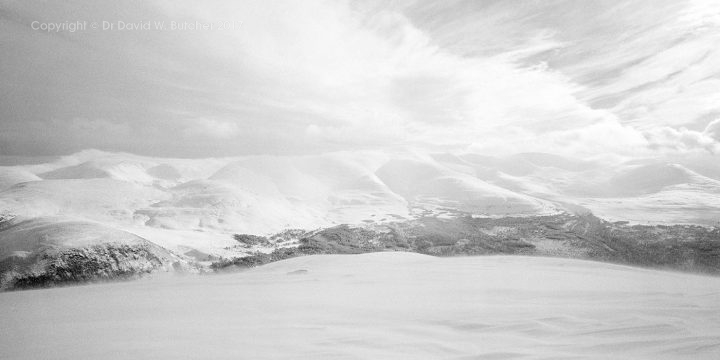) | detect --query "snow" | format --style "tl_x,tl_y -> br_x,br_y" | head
440,152 -> 720,225
0,179 -> 168,223
376,158 -> 558,215
1,149 -> 719,265
1,253 -> 718,359
0,217 -> 149,257
0,216 -> 178,275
